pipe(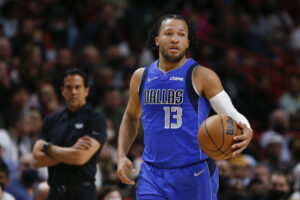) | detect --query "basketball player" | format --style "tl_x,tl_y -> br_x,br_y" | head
117,14 -> 253,200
